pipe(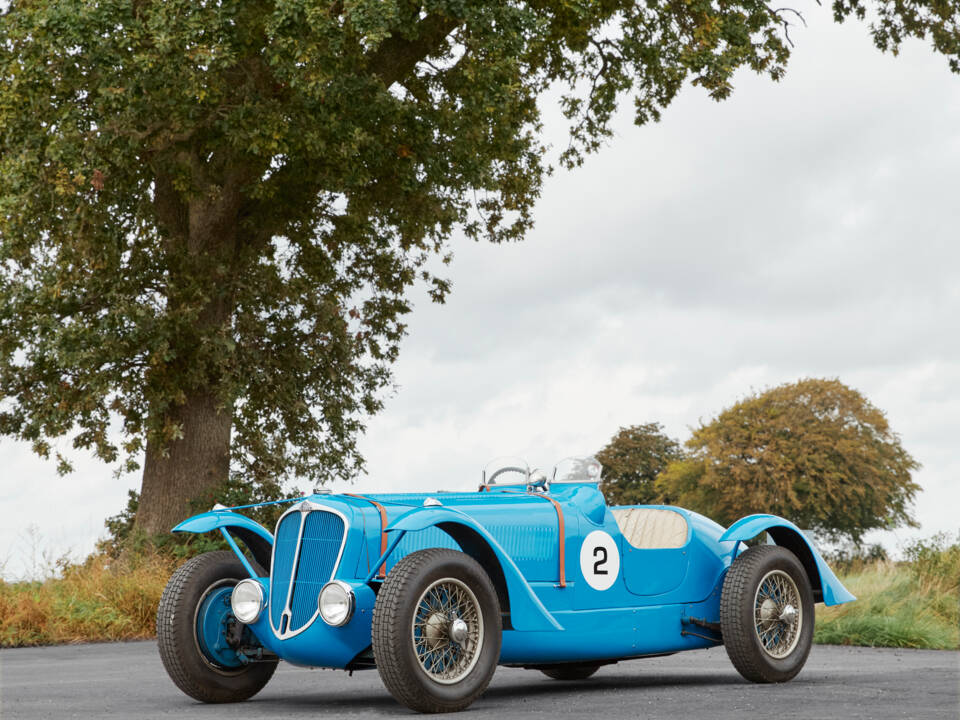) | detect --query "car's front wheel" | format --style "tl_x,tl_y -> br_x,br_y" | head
156,551 -> 277,703
372,548 -> 501,713
720,544 -> 815,683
